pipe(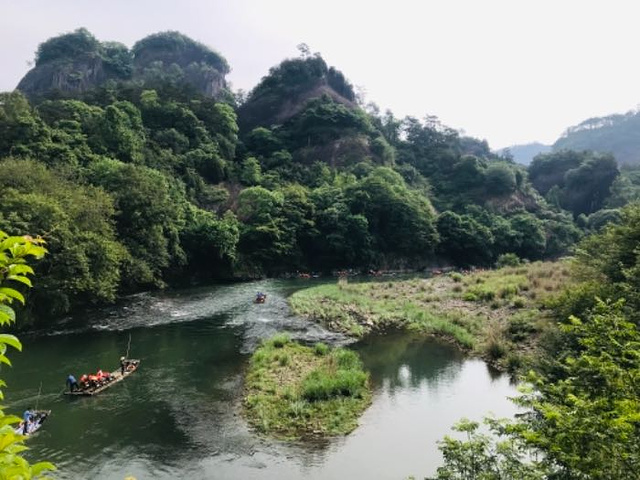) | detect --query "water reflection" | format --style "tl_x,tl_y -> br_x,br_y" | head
3,279 -> 518,479
355,332 -> 466,394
